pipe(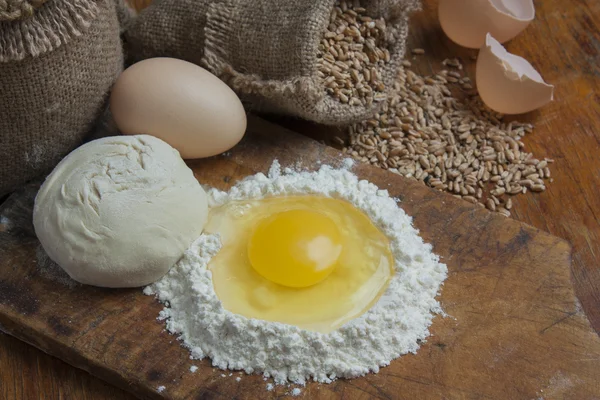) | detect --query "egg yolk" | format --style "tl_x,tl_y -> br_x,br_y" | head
248,210 -> 342,288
